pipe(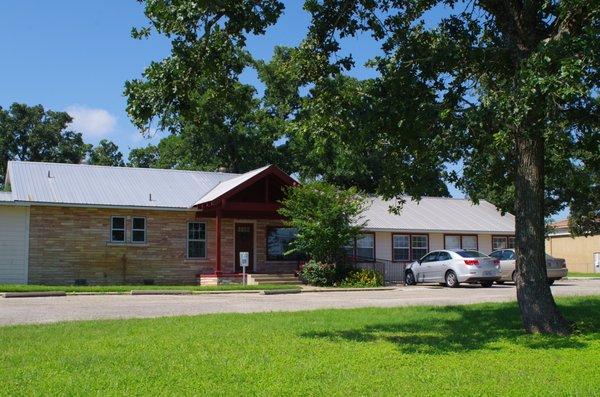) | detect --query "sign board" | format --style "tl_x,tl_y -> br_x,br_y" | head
239,252 -> 249,268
